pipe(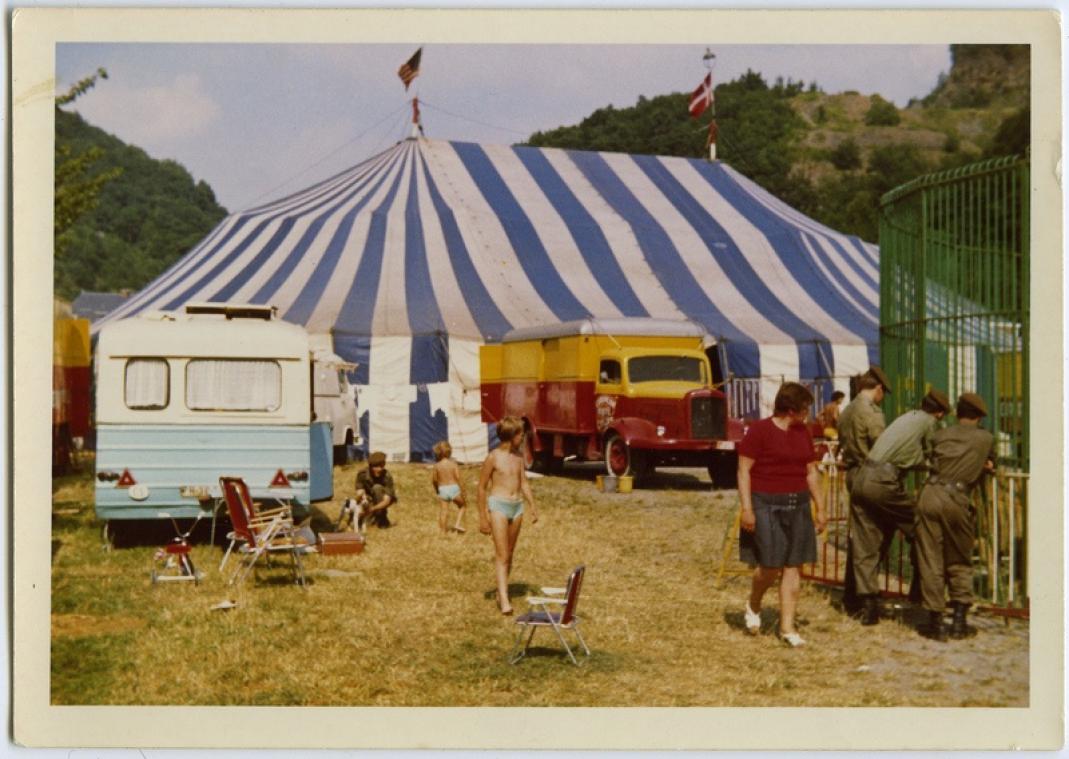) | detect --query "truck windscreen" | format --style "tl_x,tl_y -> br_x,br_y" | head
628,356 -> 705,384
